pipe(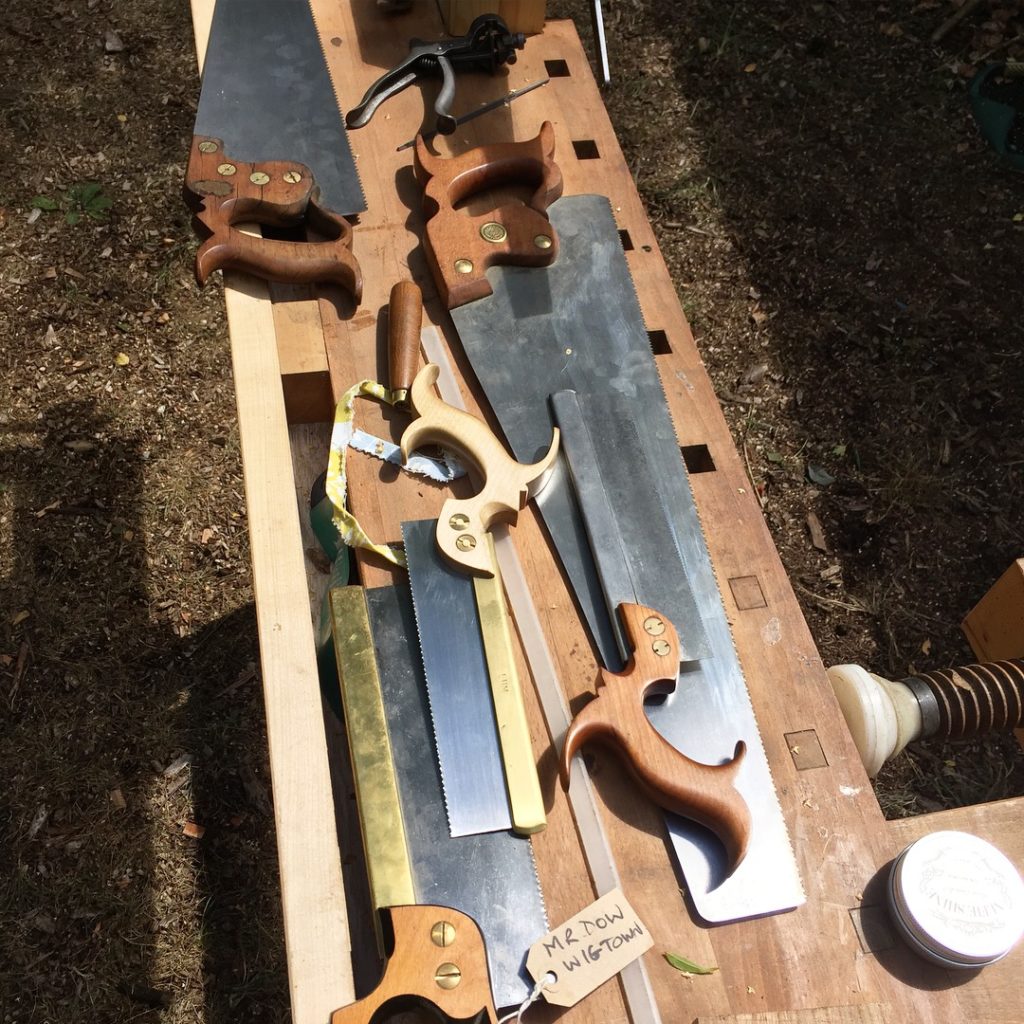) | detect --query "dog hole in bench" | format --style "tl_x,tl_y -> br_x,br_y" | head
681,444 -> 715,474
545,59 -> 571,77
648,329 -> 670,355
572,139 -> 600,160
